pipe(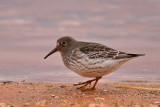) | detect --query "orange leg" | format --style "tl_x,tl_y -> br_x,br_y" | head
91,77 -> 102,90
74,77 -> 102,90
